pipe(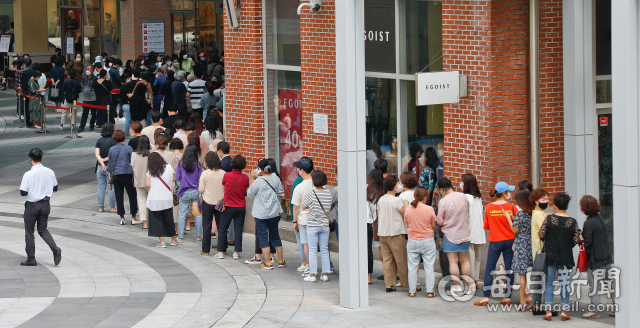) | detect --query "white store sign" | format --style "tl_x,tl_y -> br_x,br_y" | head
415,71 -> 460,106
313,113 -> 328,134
142,21 -> 164,54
